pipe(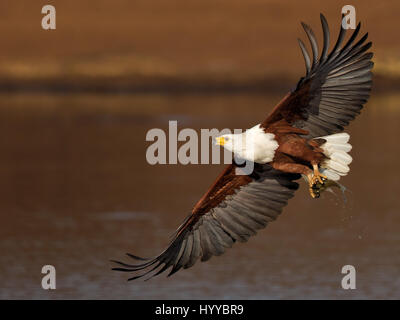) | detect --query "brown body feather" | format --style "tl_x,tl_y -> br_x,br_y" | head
263,118 -> 326,176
